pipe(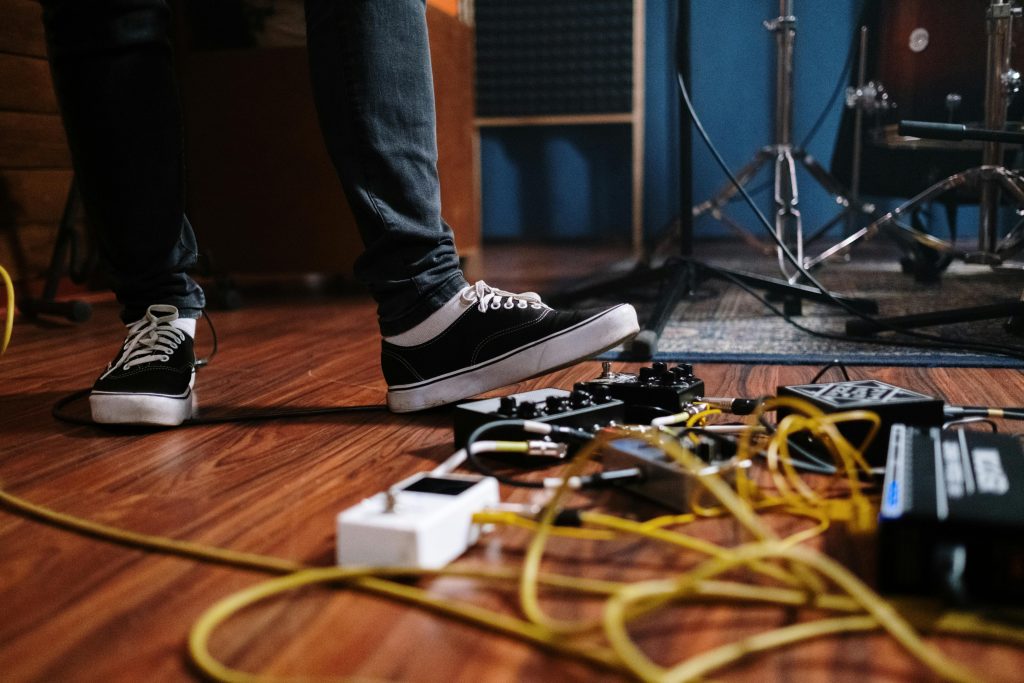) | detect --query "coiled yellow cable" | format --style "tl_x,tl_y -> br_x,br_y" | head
0,264 -> 14,354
